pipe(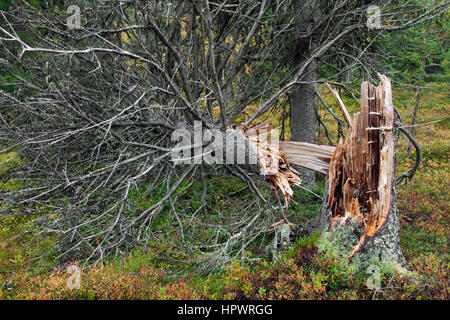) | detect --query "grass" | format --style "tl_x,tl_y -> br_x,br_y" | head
0,81 -> 448,300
